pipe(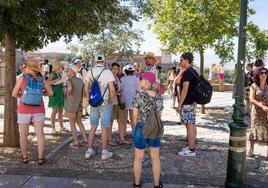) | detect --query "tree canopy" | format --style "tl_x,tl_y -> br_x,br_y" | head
67,23 -> 144,62
147,0 -> 240,64
0,0 -> 148,147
